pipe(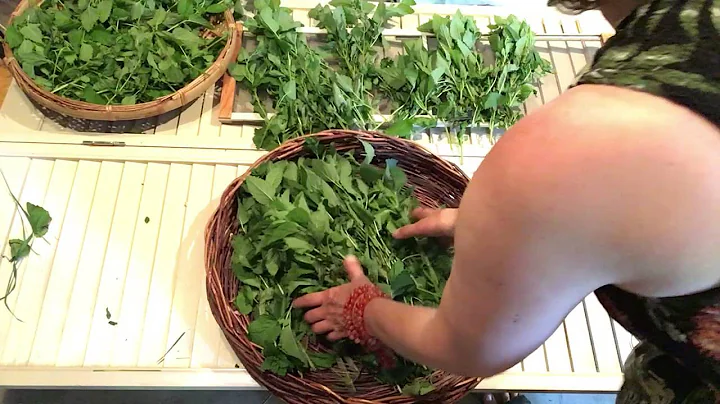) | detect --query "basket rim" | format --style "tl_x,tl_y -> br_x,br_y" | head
204,130 -> 480,403
1,0 -> 241,121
